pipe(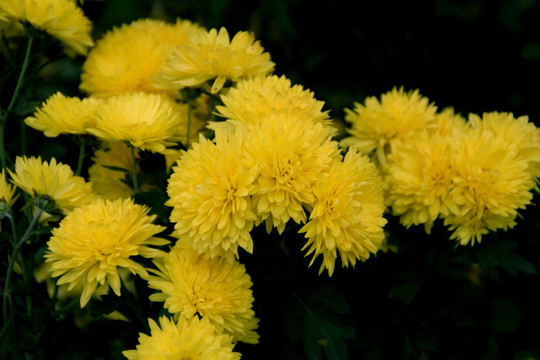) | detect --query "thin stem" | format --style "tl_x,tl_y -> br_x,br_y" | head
130,145 -> 139,194
75,143 -> 85,177
2,208 -> 43,329
0,35 -> 34,168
